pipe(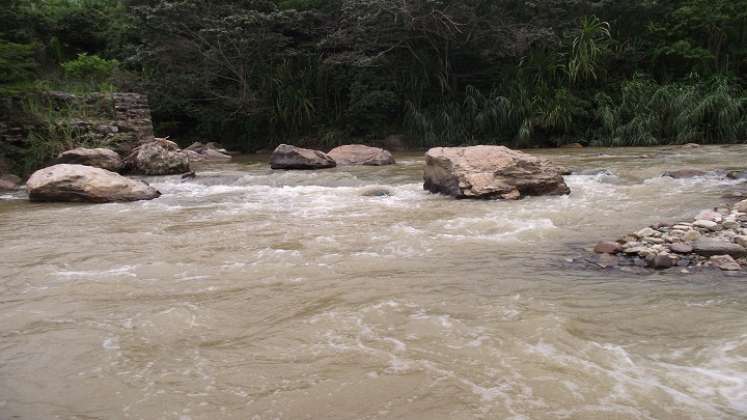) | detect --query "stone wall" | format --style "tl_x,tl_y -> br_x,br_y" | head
0,91 -> 156,175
